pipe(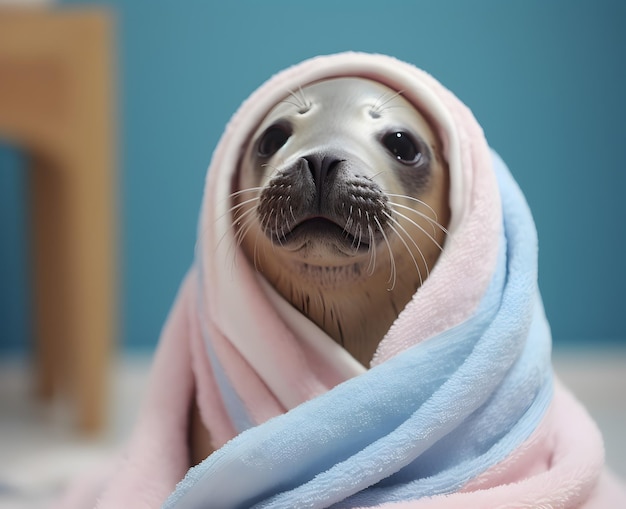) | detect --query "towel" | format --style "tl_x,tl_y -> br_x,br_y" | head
55,52 -> 626,509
